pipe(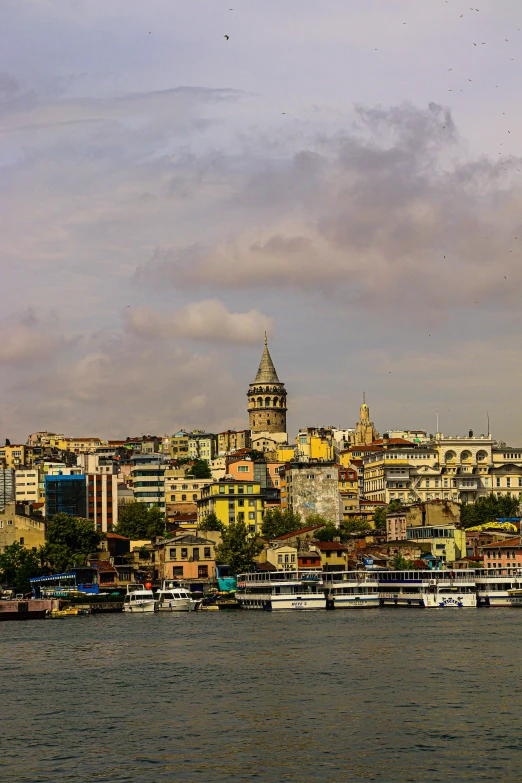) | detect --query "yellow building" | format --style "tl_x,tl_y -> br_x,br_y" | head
197,480 -> 263,533
312,541 -> 348,570
0,503 -> 46,552
406,525 -> 466,564
64,438 -> 105,454
296,428 -> 335,461
0,445 -> 28,469
166,431 -> 190,459
264,545 -> 298,571
218,430 -> 251,455
276,446 -> 295,462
